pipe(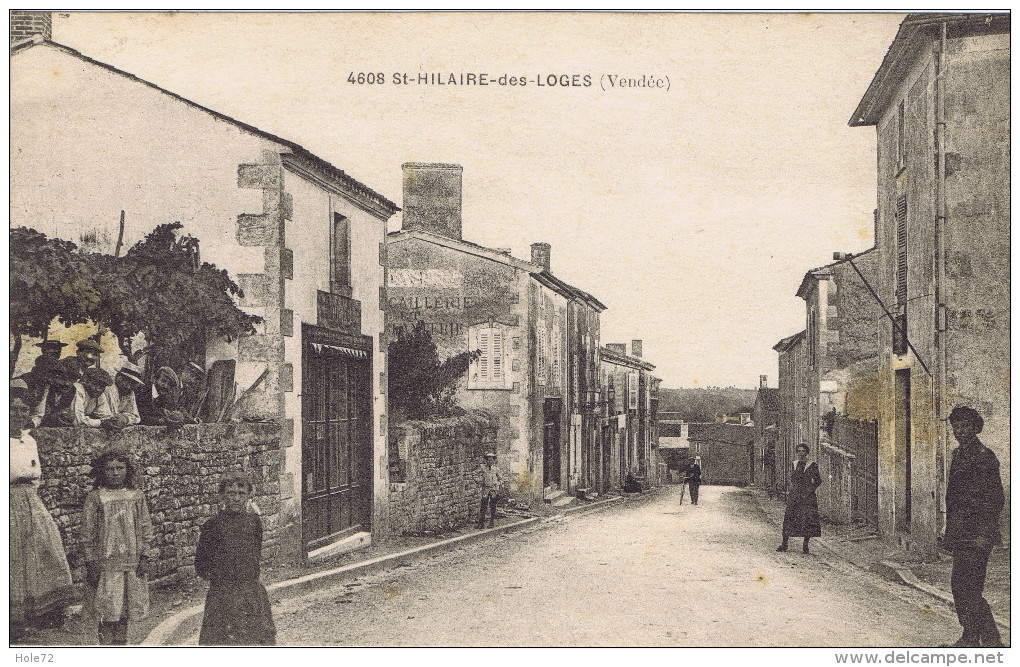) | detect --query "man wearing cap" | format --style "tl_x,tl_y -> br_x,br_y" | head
34,339 -> 67,361
75,338 -> 103,369
71,367 -> 115,428
38,358 -> 83,427
476,452 -> 503,529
